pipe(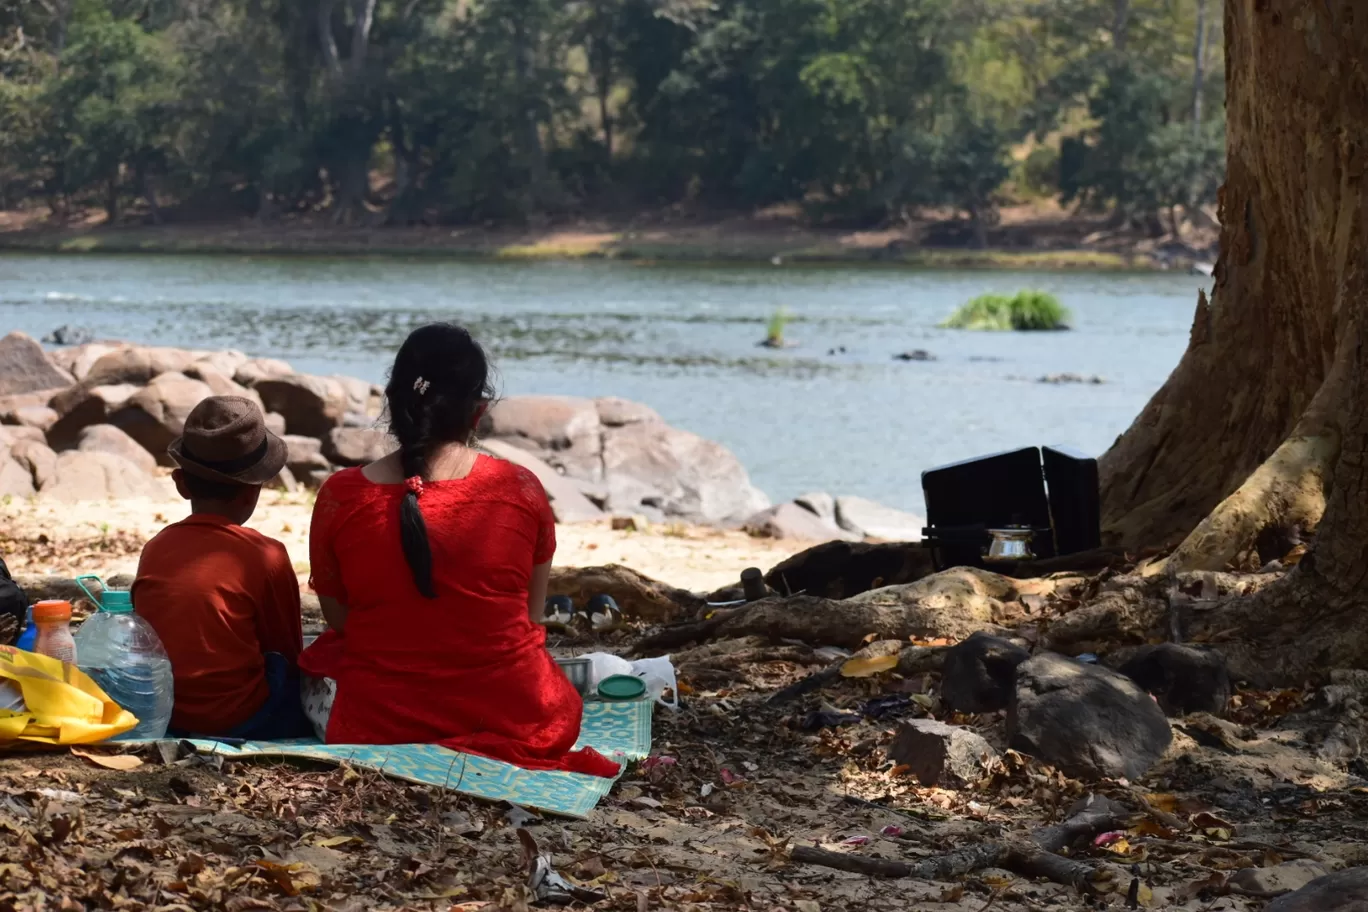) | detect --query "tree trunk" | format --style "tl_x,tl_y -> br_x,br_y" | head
1098,0 -> 1362,565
